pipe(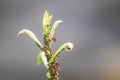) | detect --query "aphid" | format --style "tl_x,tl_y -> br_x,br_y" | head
43,44 -> 49,55
52,34 -> 57,42
55,61 -> 61,74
